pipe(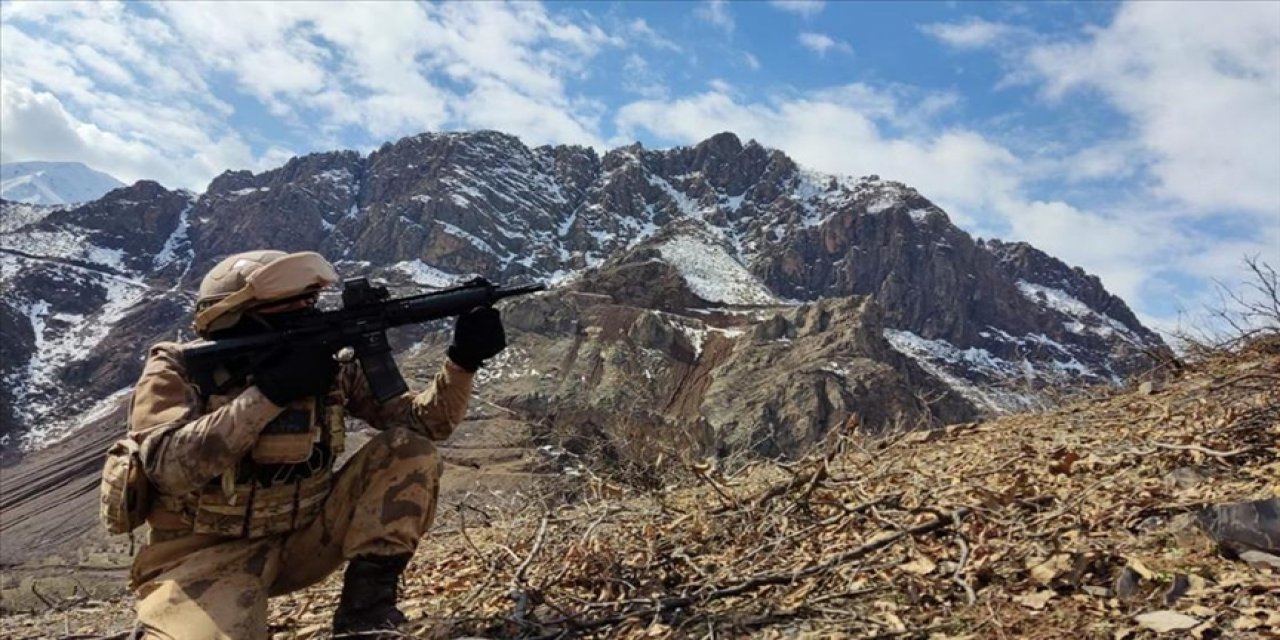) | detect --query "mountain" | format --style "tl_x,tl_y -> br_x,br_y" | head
0,130 -> 1168,460
0,161 -> 126,206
